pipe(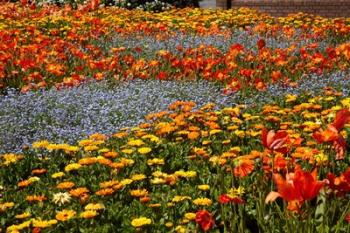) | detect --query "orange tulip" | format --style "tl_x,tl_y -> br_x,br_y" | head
266,167 -> 324,211
313,109 -> 350,159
